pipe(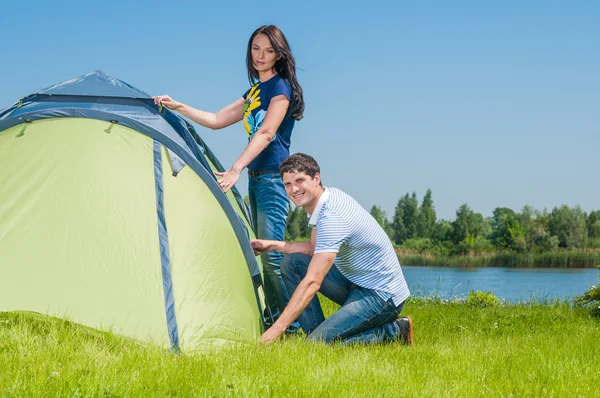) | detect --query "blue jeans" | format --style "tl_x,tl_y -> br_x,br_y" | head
281,253 -> 405,344
248,172 -> 299,331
